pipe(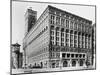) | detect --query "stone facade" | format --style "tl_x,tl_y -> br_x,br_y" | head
23,5 -> 94,69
